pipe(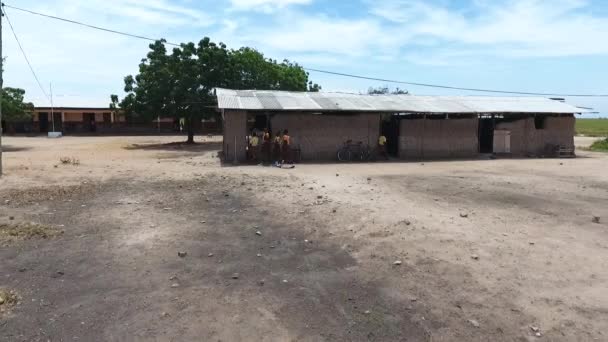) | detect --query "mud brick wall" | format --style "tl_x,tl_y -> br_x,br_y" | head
271,113 -> 380,160
495,118 -> 535,155
541,116 -> 575,150
495,116 -> 574,156
223,110 -> 248,162
399,117 -> 479,159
